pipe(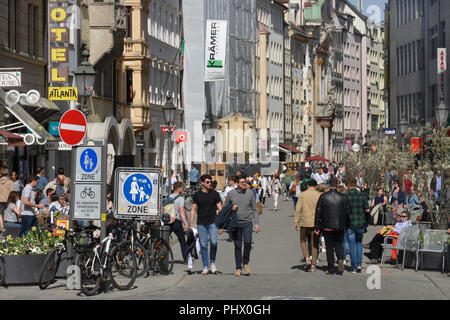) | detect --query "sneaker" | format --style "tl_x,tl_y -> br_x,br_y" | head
357,266 -> 362,273
210,263 -> 217,274
201,267 -> 209,275
234,269 -> 241,276
351,270 -> 357,274
243,264 -> 251,275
